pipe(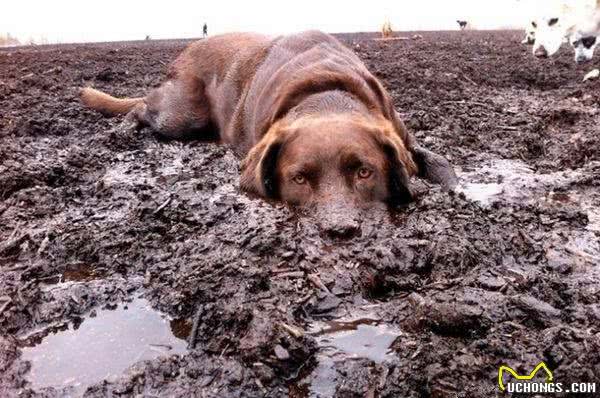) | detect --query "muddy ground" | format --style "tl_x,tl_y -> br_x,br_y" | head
1,30 -> 599,397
